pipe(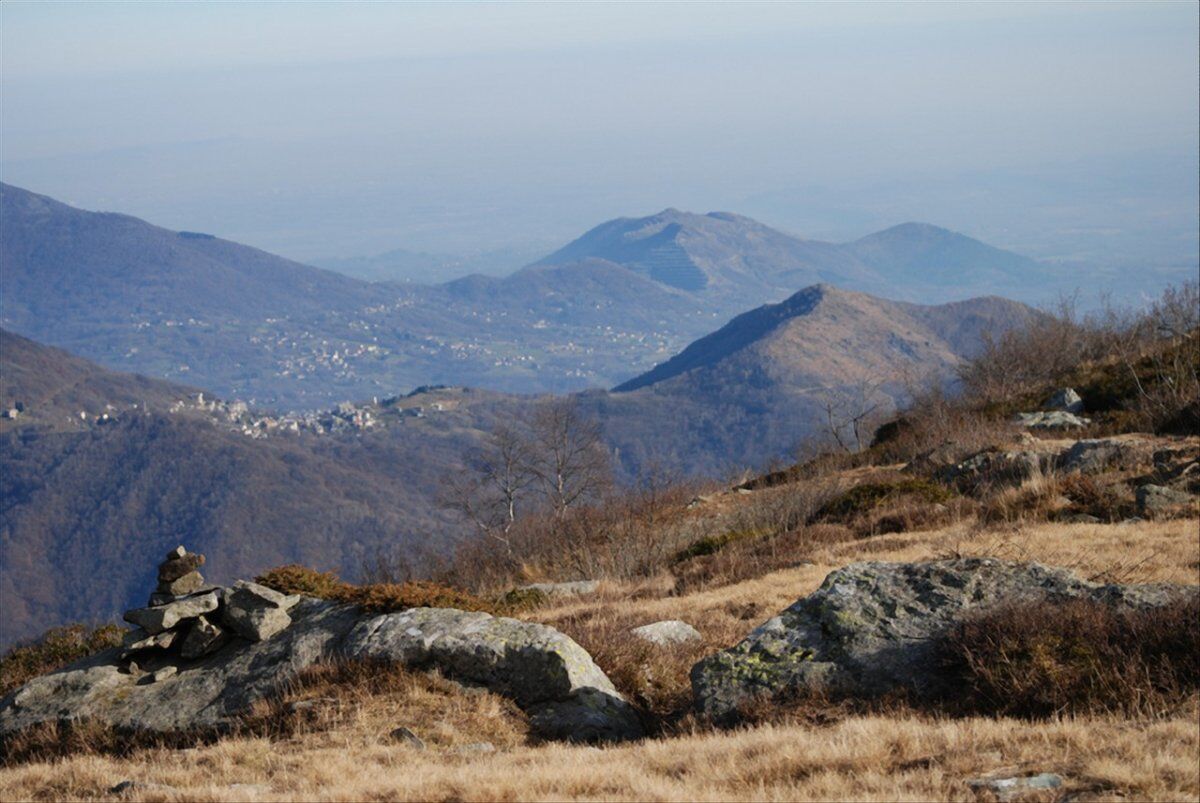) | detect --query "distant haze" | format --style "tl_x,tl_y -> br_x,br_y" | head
2,1 -> 1196,290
